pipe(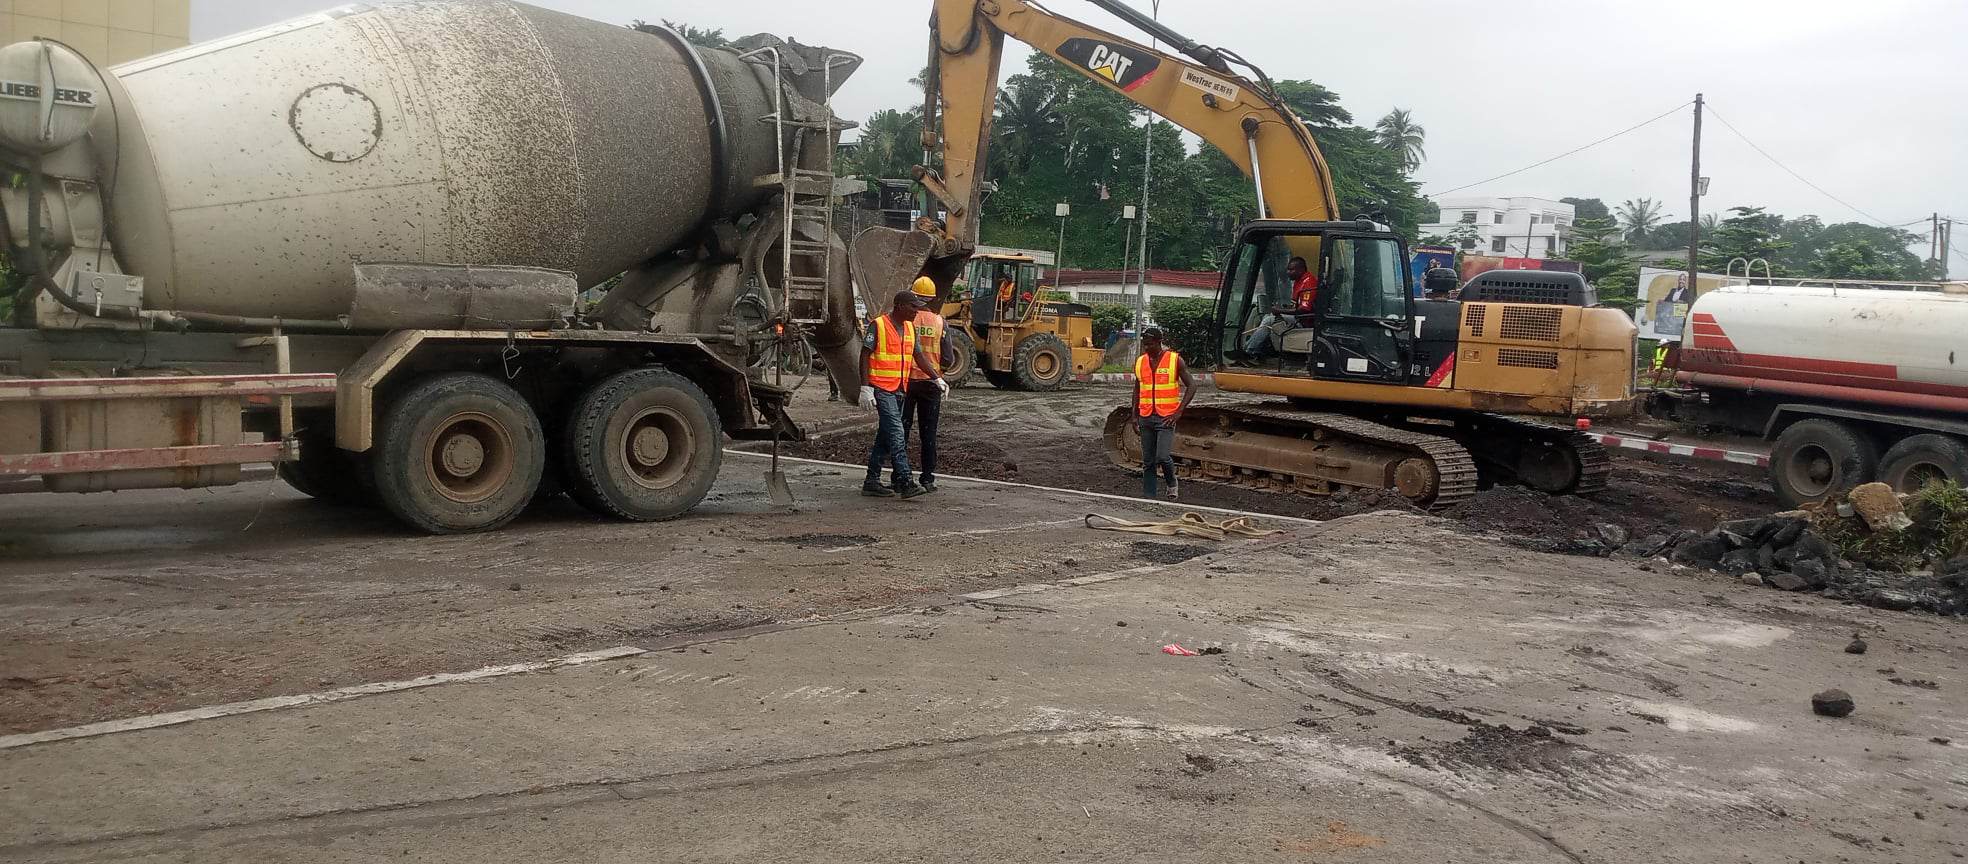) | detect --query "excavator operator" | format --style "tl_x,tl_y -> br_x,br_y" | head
1242,256 -> 1319,357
